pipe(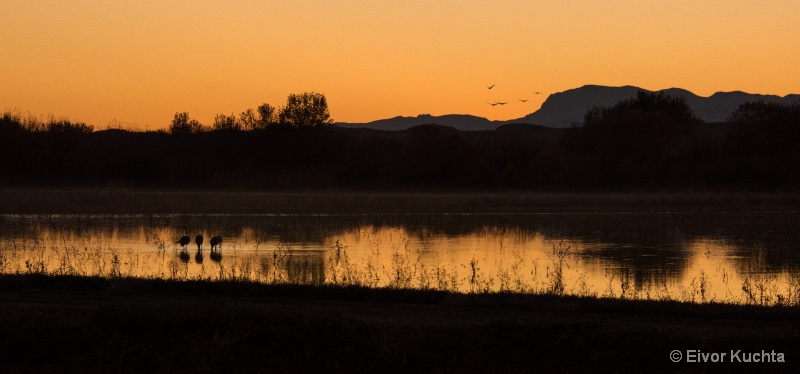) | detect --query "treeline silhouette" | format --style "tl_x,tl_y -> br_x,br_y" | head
170,92 -> 333,133
2,91 -> 799,191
